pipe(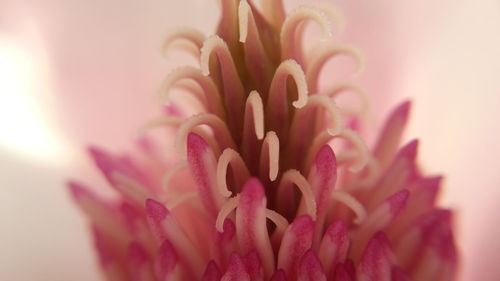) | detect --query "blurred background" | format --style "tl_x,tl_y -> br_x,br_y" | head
0,0 -> 499,280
